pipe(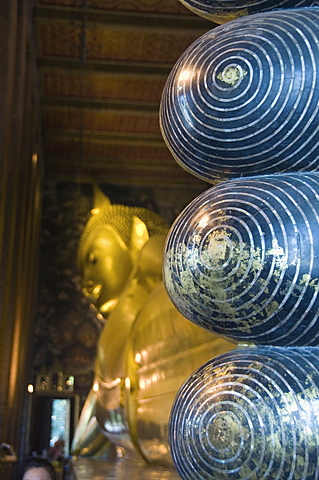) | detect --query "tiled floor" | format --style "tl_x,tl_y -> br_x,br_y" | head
72,458 -> 181,480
